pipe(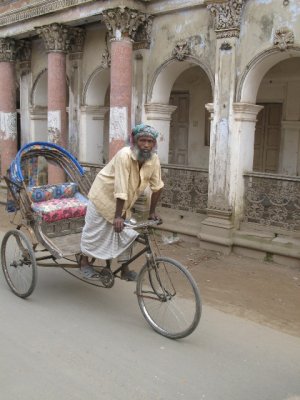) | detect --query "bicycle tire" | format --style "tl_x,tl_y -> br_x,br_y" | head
136,256 -> 201,339
1,229 -> 37,298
